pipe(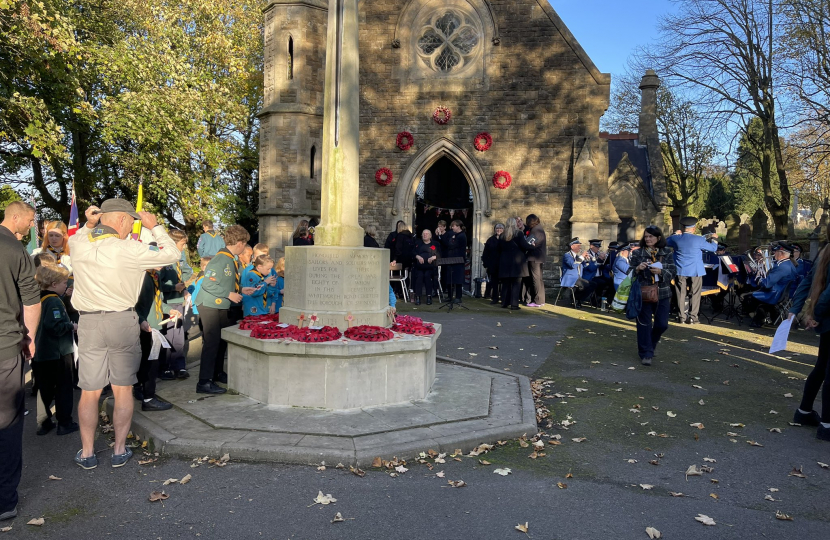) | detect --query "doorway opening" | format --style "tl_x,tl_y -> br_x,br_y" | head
618,217 -> 637,243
